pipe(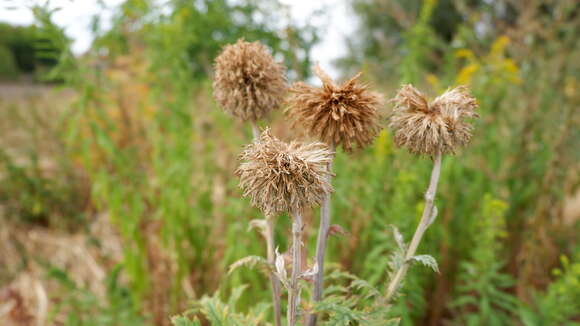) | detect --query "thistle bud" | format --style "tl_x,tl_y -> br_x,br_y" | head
389,85 -> 479,155
213,39 -> 287,122
236,129 -> 333,216
286,64 -> 383,151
